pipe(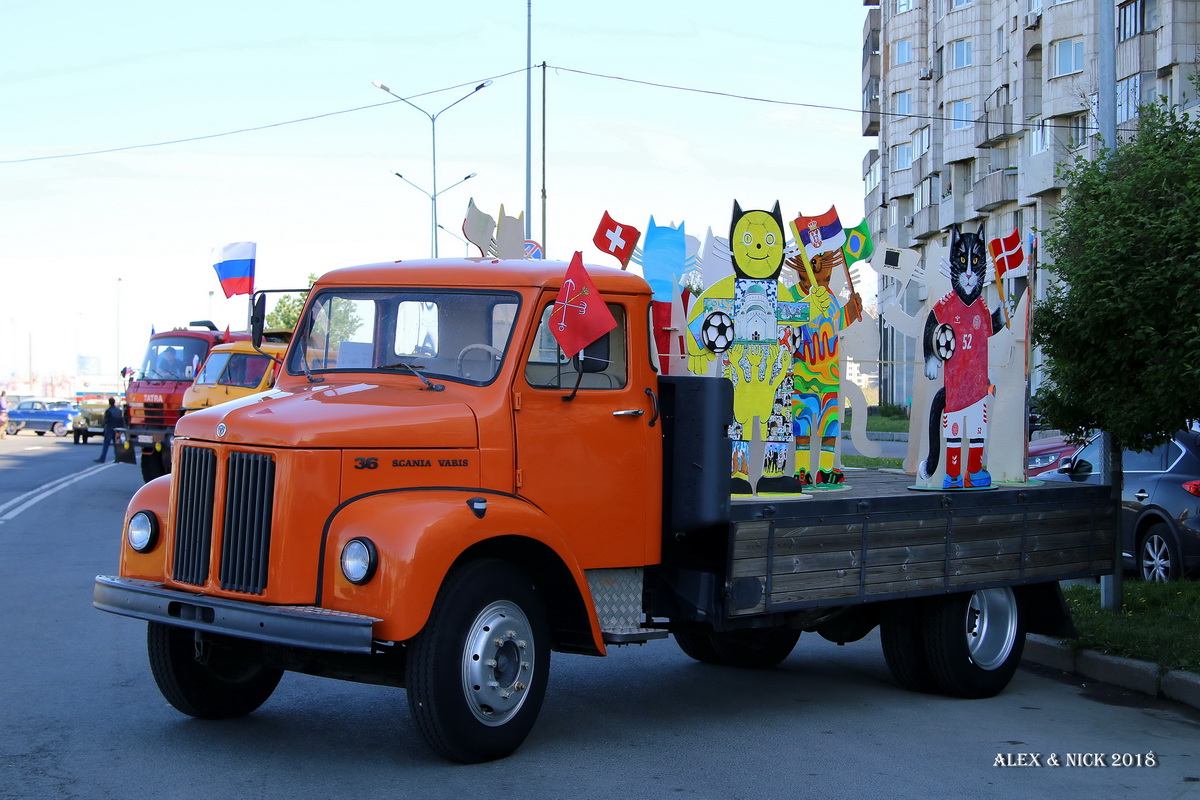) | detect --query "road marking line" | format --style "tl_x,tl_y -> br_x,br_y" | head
0,463 -> 114,522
